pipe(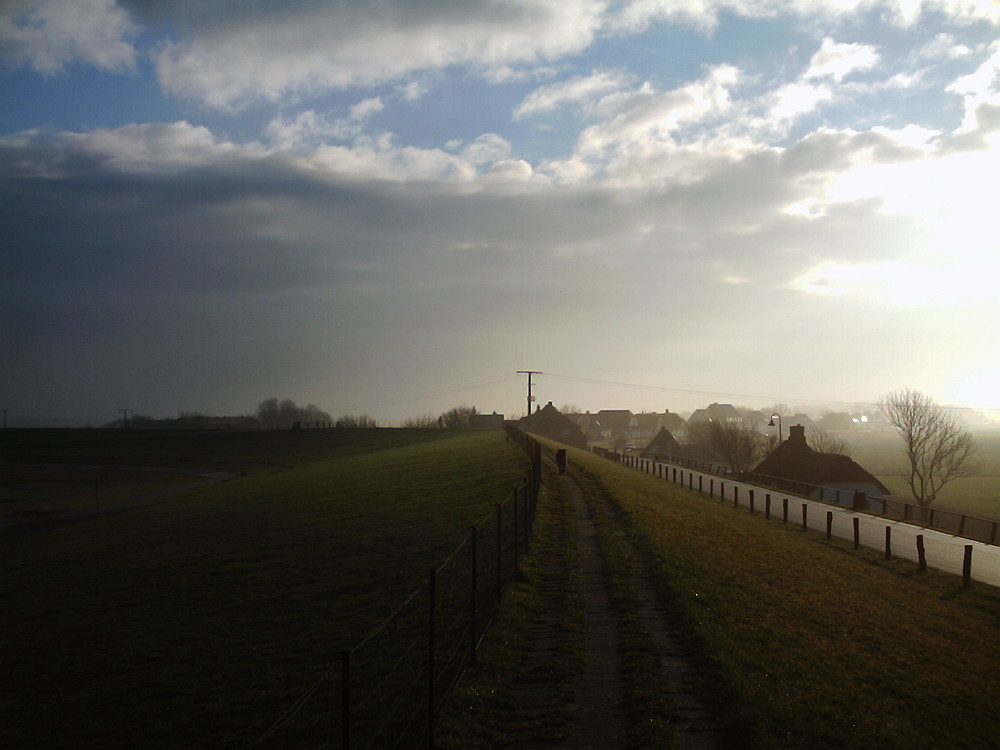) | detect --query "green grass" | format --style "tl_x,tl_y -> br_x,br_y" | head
0,428 -> 529,749
840,430 -> 1000,521
568,446 -> 1000,749
450,442 -> 1000,749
